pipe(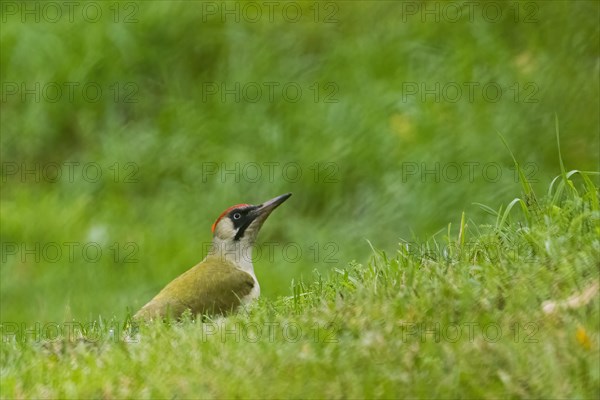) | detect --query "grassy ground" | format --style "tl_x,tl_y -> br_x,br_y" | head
1,1 -> 599,398
1,165 -> 598,398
